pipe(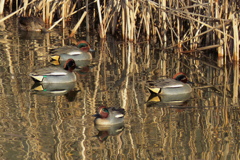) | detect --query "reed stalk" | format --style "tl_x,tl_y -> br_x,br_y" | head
45,0 -> 50,24
162,0 -> 167,47
121,1 -> 125,40
232,62 -> 239,104
0,0 -> 37,23
85,0 -> 89,32
125,0 -> 131,41
97,0 -> 105,38
0,0 -> 4,15
41,0 -> 45,23
69,11 -> 87,37
232,14 -> 239,61
62,0 -> 66,28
